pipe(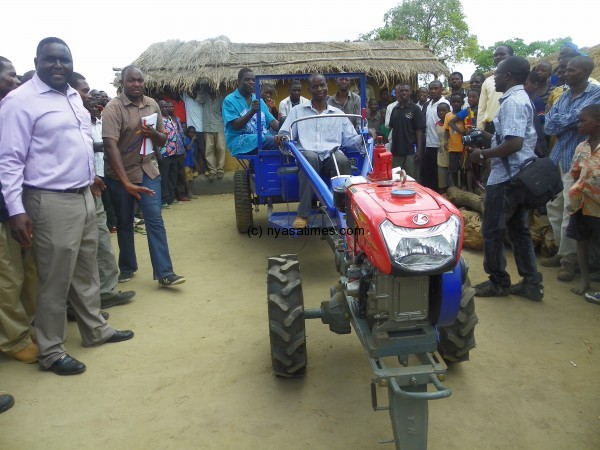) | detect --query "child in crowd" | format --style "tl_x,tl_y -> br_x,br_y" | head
183,126 -> 199,197
436,103 -> 451,194
367,99 -> 383,139
567,104 -> 600,303
261,83 -> 278,119
444,94 -> 467,189
449,89 -> 480,191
